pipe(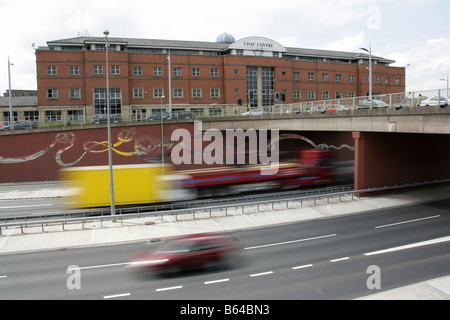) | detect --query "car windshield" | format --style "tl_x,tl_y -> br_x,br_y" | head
155,240 -> 194,254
